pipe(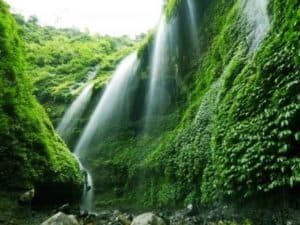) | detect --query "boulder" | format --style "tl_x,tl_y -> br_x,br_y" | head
185,203 -> 199,216
57,203 -> 71,214
131,213 -> 166,225
41,212 -> 79,225
18,189 -> 35,205
97,210 -> 111,220
117,213 -> 132,225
